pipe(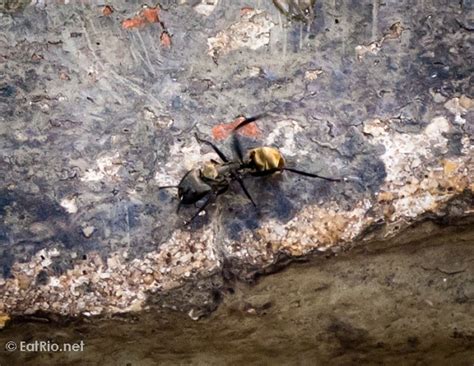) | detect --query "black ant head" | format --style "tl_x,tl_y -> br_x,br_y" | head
177,169 -> 212,205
